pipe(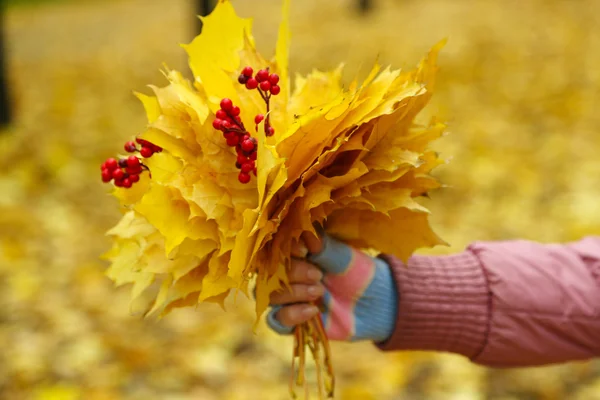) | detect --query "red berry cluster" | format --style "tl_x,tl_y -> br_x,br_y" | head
100,138 -> 160,188
127,138 -> 163,158
213,98 -> 257,183
237,66 -> 278,137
